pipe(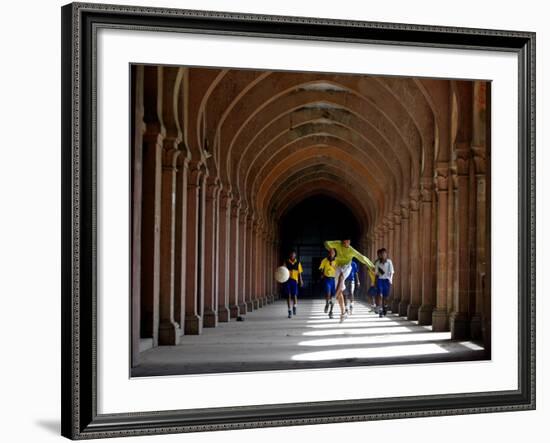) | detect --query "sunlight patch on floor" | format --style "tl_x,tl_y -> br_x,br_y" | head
306,322 -> 416,329
459,341 -> 485,351
291,343 -> 449,361
303,326 -> 416,336
297,332 -> 451,347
